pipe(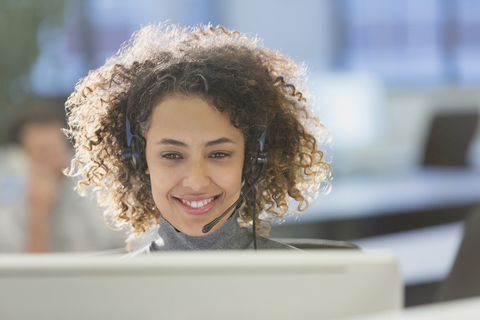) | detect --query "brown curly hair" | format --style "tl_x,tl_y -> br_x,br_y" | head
65,23 -> 331,242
